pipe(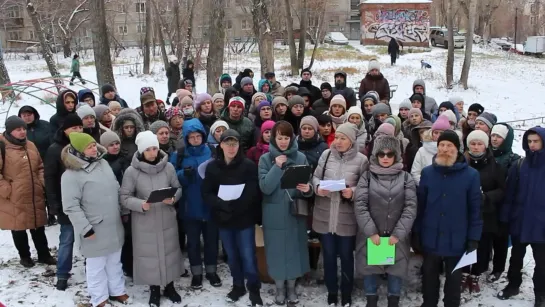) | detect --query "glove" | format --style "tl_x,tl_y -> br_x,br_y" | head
183,167 -> 195,177
466,240 -> 479,253
47,214 -> 57,226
